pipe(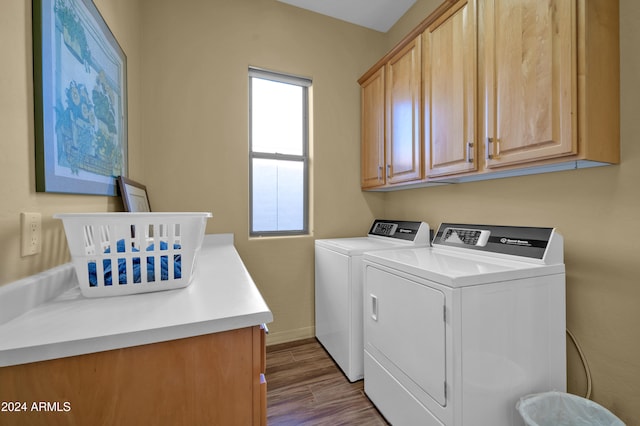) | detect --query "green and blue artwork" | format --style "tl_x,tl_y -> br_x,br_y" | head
34,0 -> 127,195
